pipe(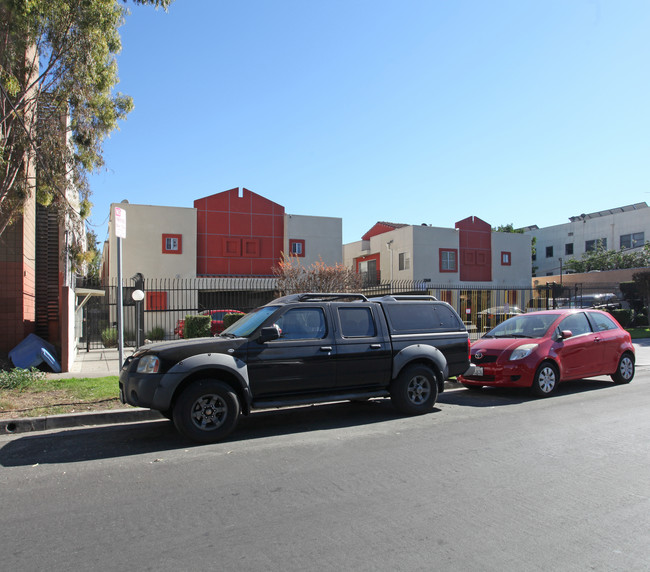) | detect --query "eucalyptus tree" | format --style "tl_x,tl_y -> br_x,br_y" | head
0,0 -> 172,238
